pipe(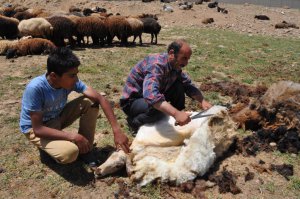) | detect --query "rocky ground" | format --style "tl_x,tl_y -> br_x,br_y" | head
2,0 -> 300,38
